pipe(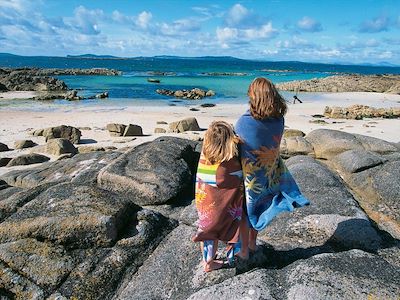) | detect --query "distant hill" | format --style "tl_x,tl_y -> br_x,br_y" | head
66,54 -> 122,59
153,55 -> 244,61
